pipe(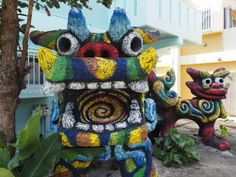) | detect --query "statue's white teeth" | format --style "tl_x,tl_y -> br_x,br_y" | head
69,80 -> 149,92
100,82 -> 112,89
113,81 -> 127,89
128,80 -> 149,93
68,82 -> 86,90
41,80 -> 66,94
67,81 -> 128,90
86,82 -> 99,89
61,102 -> 75,128
42,80 -> 149,93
